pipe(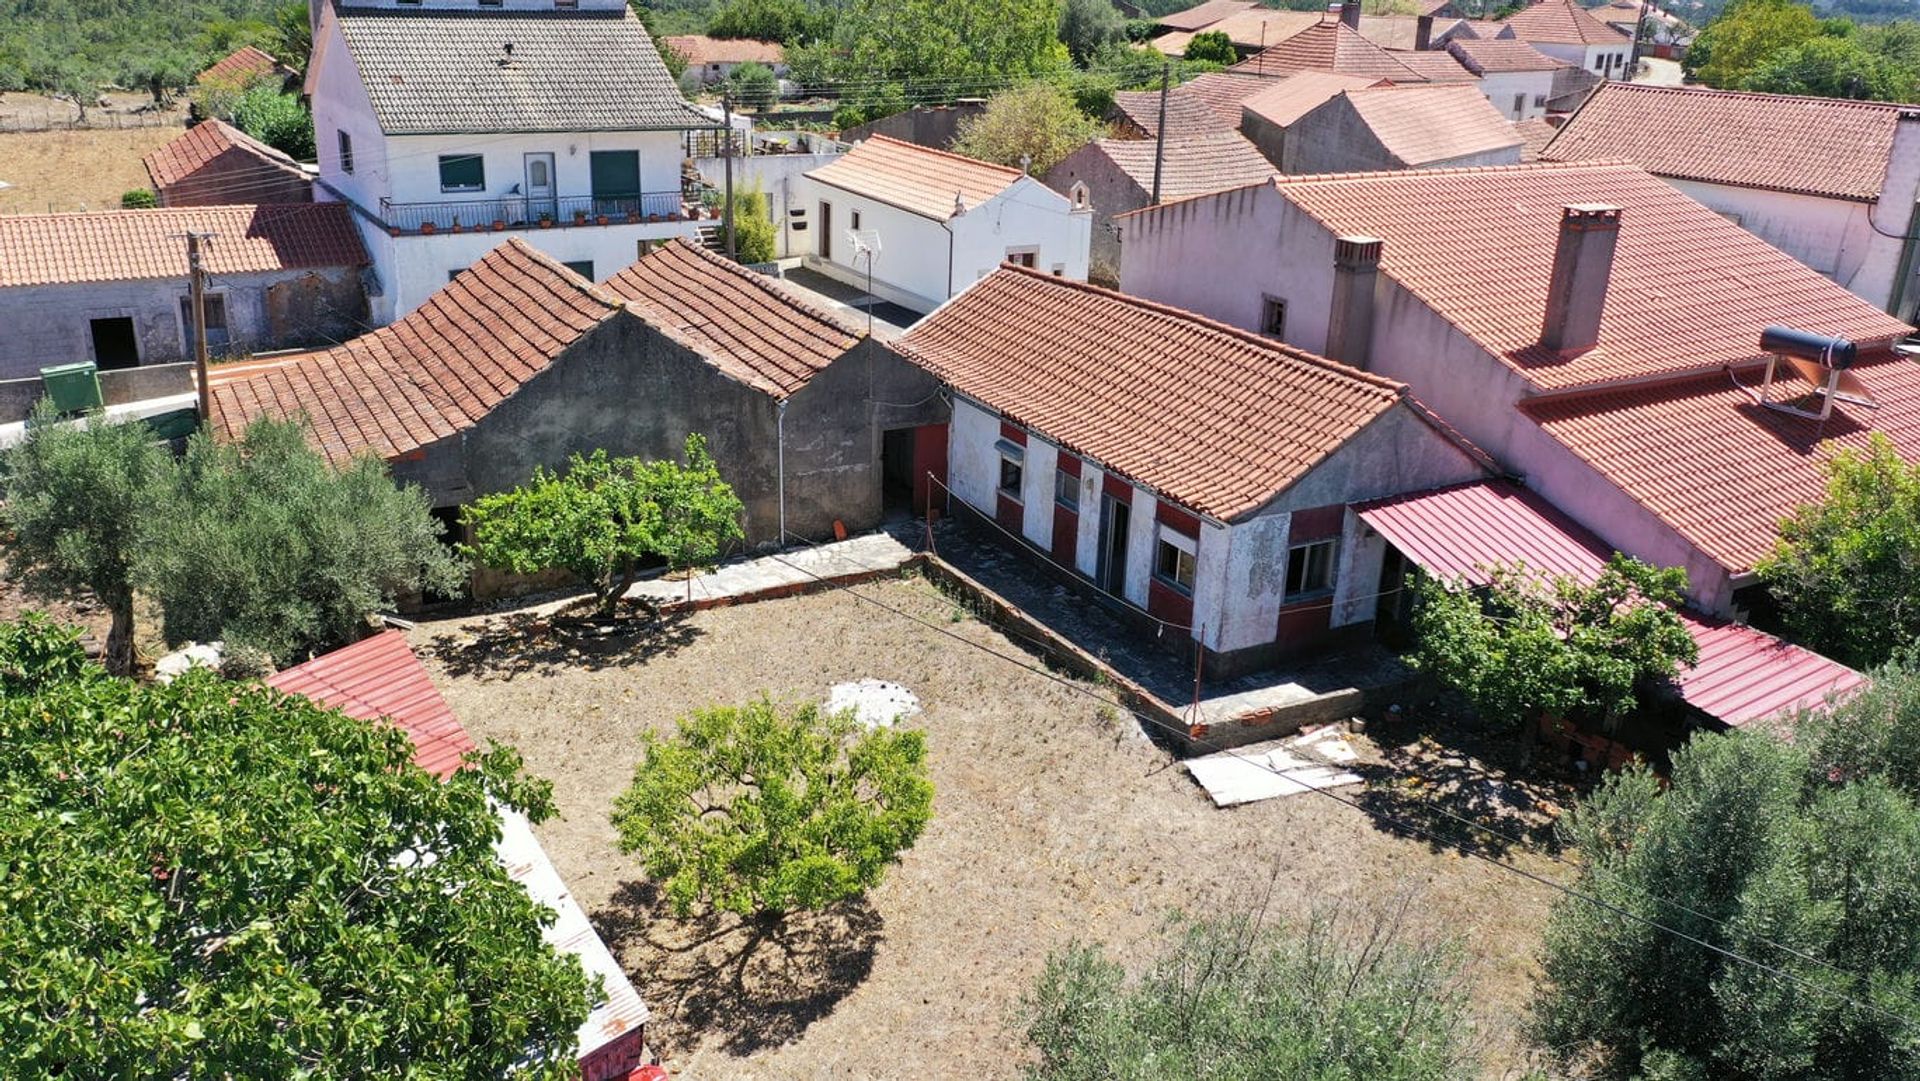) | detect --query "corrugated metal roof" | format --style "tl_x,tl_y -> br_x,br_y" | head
269,633 -> 652,1059
1357,480 -> 1864,727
